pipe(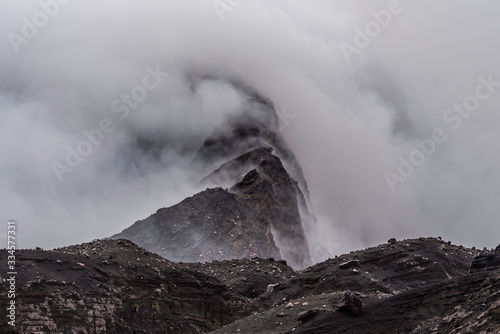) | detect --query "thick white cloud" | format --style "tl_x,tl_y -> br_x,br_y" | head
1,0 -> 499,259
